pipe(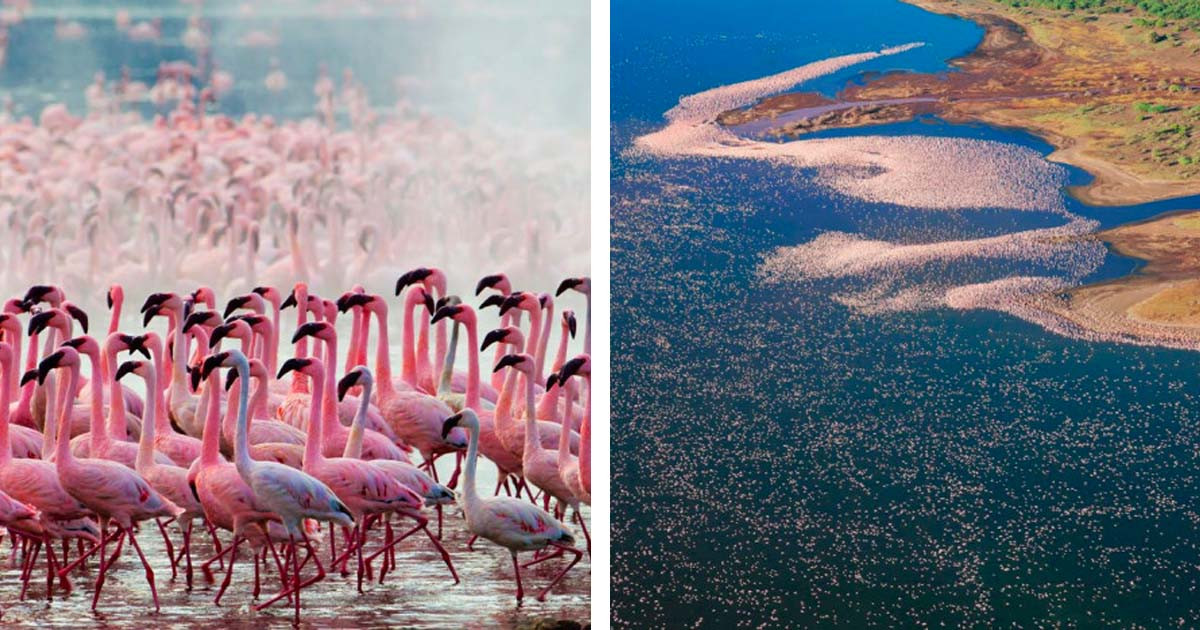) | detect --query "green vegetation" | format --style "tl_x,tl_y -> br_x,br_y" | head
998,0 -> 1200,20
1136,102 -> 1173,113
